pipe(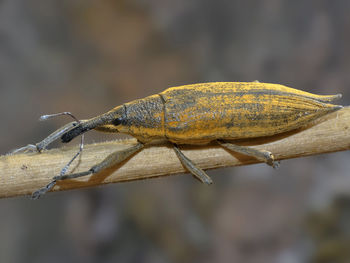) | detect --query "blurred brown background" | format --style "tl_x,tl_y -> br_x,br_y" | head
1,1 -> 350,262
